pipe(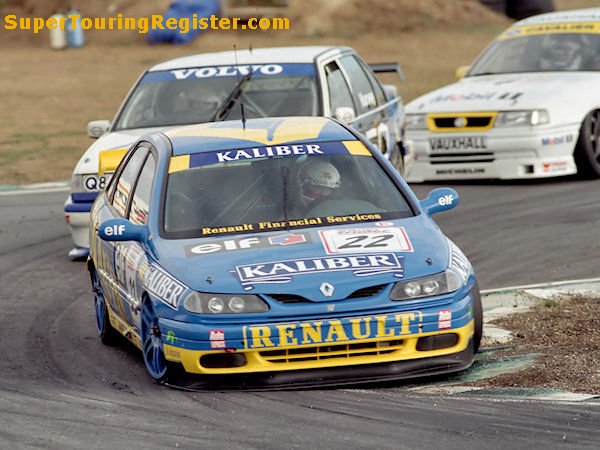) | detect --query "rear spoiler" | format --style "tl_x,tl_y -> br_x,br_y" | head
369,62 -> 405,81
